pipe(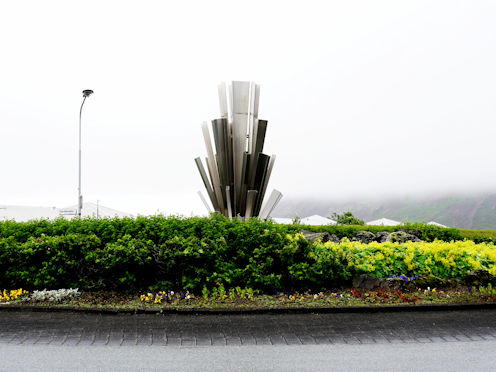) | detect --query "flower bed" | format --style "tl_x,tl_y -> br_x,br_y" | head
1,285 -> 496,310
